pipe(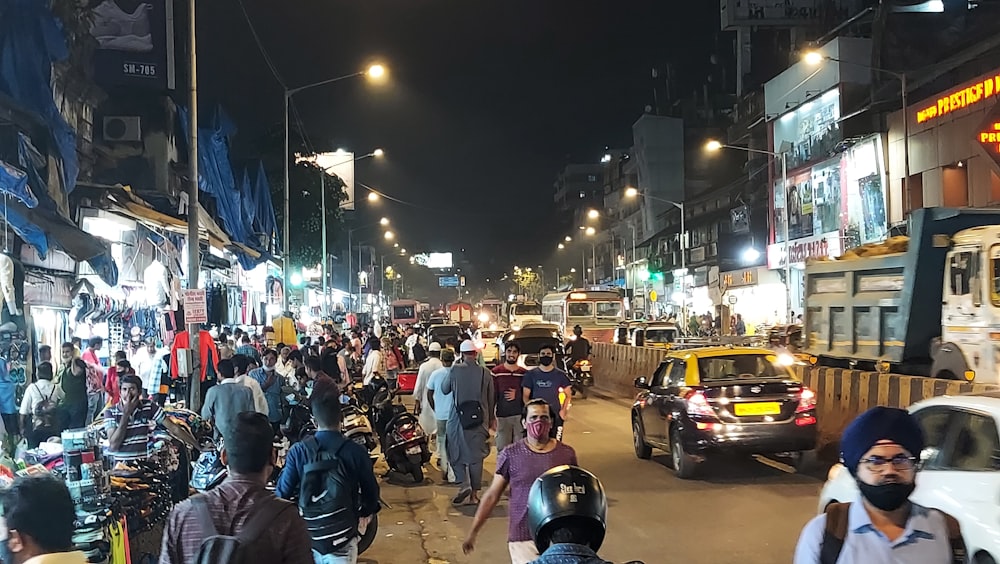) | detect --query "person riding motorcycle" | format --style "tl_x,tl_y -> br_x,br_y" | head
526,465 -> 643,564
565,326 -> 591,363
